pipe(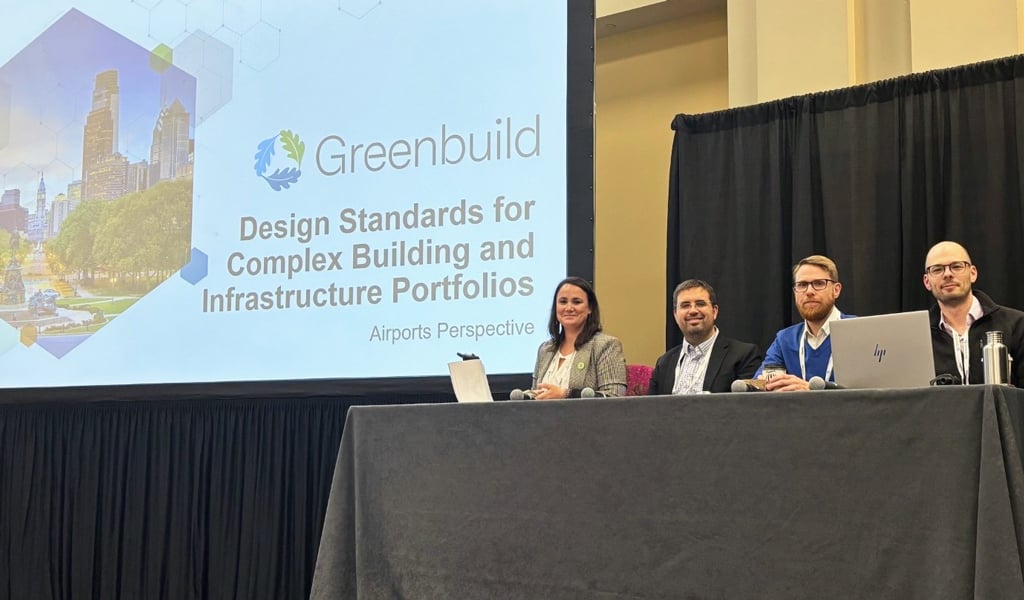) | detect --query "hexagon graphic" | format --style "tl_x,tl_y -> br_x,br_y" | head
223,1 -> 261,35
11,120 -> 58,167
0,316 -> 17,356
339,0 -> 383,19
56,121 -> 86,175
185,1 -> 227,37
174,31 -> 234,123
240,21 -> 281,72
150,43 -> 173,73
148,1 -> 189,47
0,8 -> 196,358
20,325 -> 37,347
0,80 -> 10,150
180,247 -> 208,284
2,163 -> 41,196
